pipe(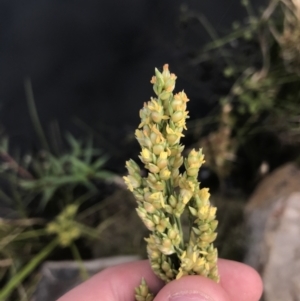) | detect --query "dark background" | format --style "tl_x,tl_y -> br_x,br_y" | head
0,0 -> 266,151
